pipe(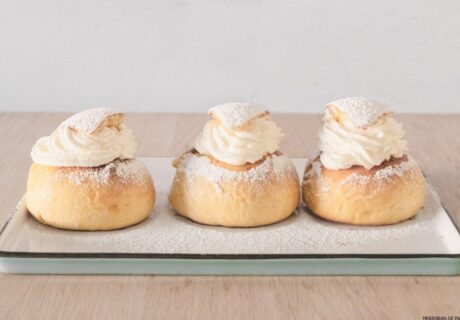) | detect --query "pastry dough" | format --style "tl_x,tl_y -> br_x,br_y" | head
302,156 -> 425,225
169,151 -> 299,227
27,159 -> 155,230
